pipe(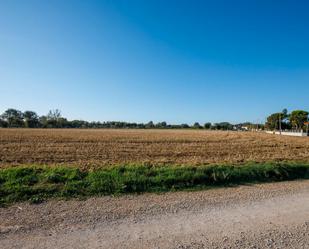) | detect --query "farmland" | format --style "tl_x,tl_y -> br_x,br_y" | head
1,129 -> 309,248
1,129 -> 309,168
